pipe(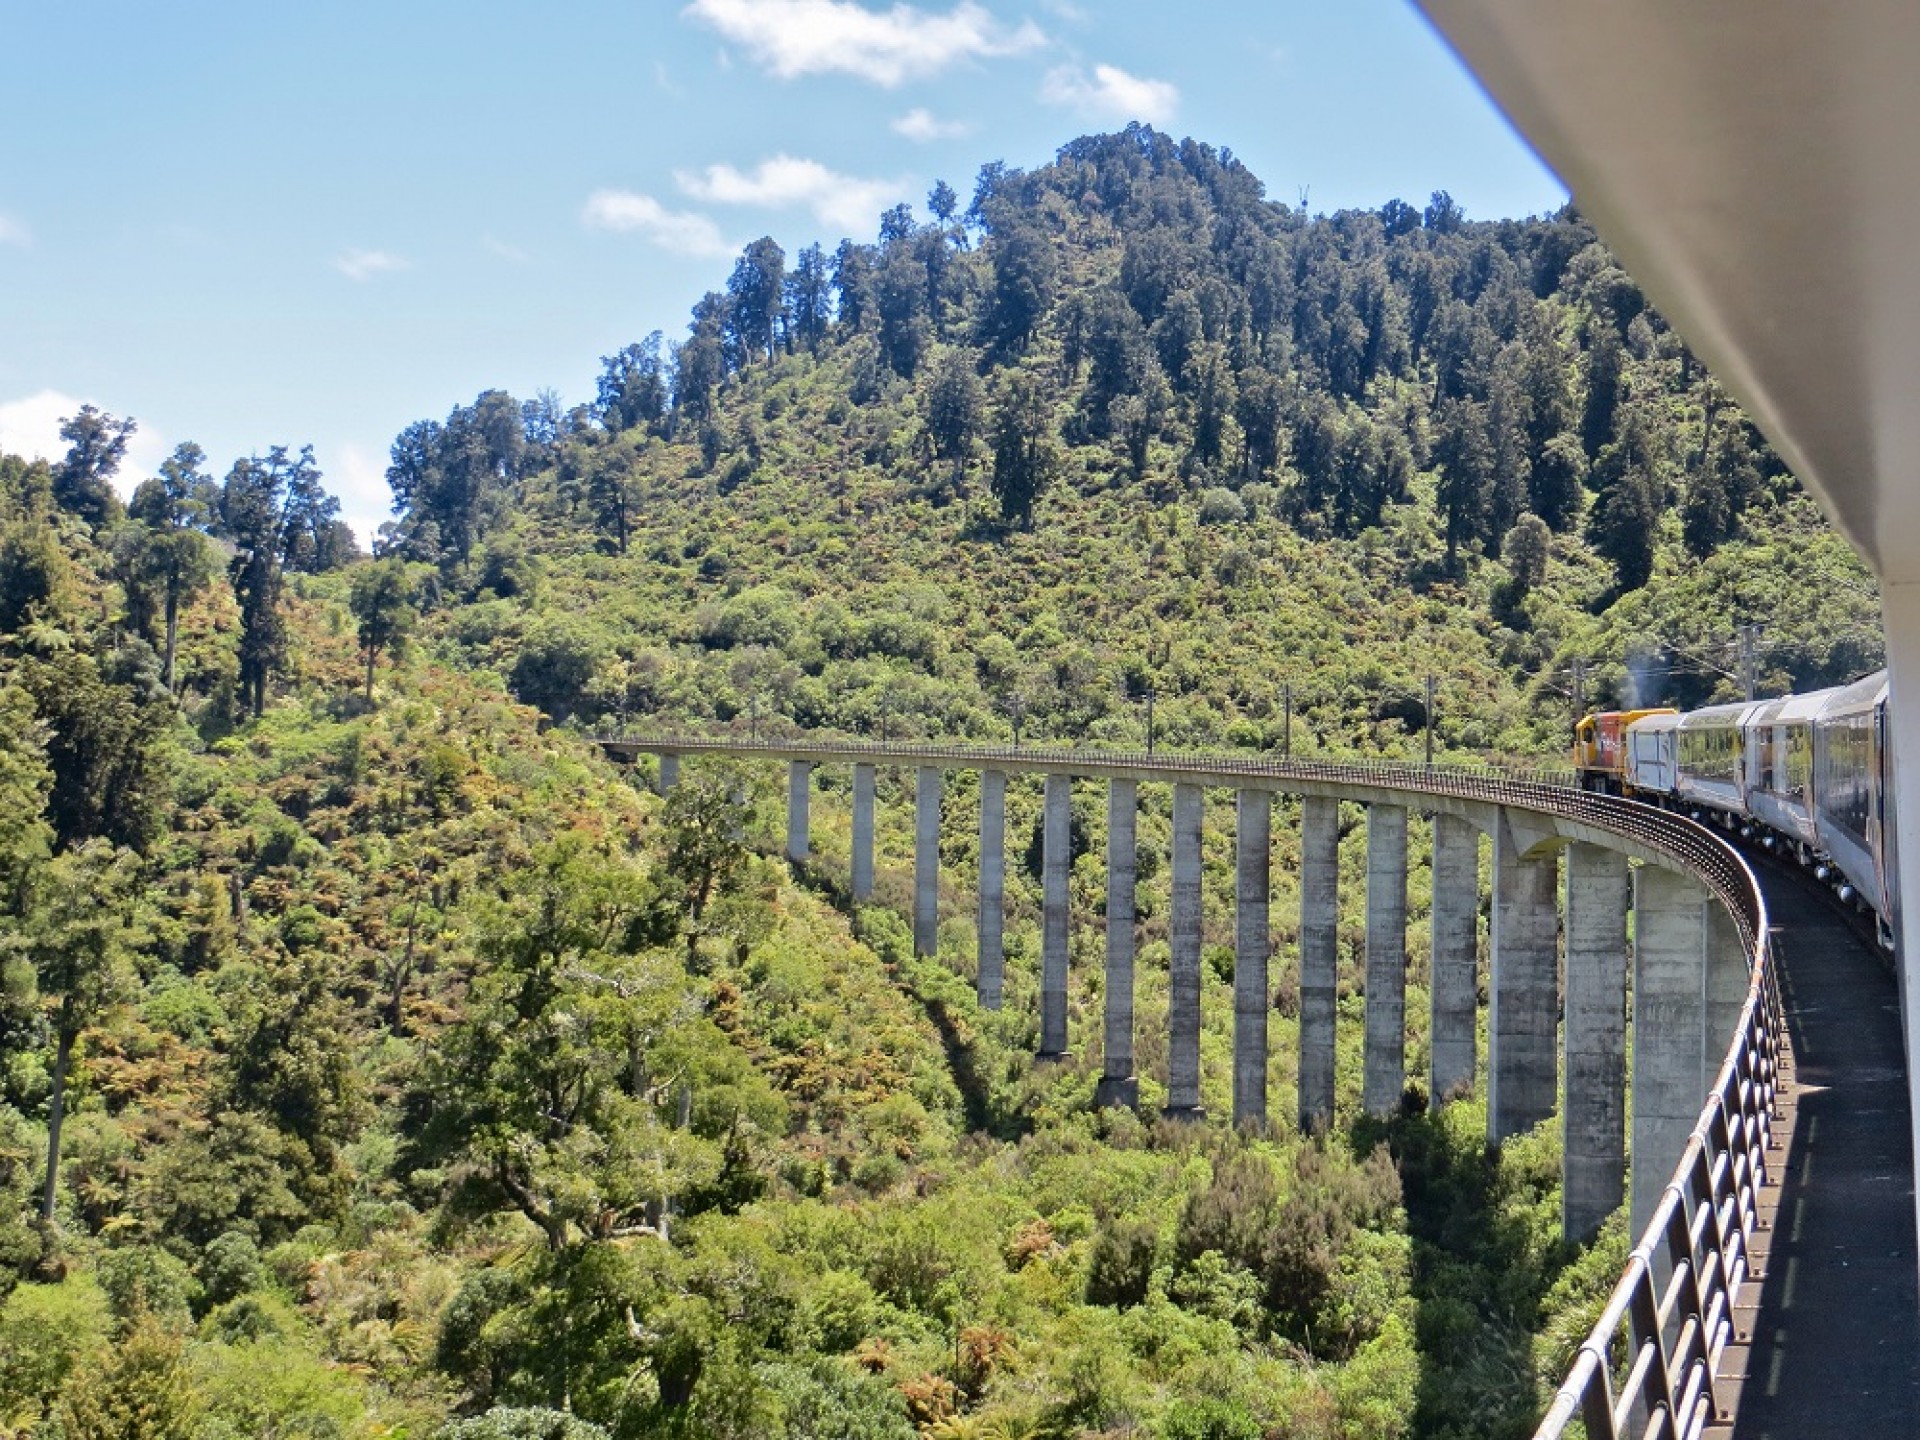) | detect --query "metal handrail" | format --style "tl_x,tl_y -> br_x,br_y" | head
592,732 -> 1780,1439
